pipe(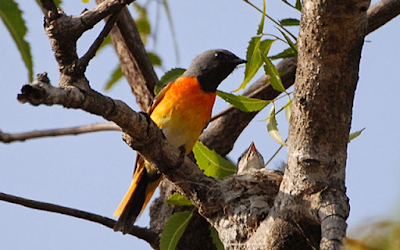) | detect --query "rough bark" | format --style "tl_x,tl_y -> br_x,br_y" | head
253,1 -> 371,250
